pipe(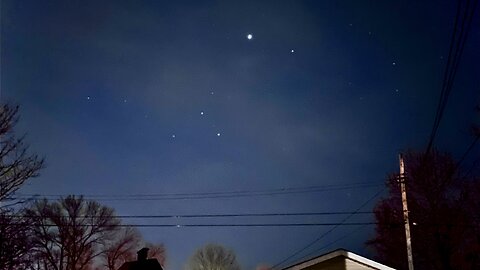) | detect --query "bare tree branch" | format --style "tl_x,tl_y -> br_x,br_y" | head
26,196 -> 120,270
0,104 -> 44,204
187,244 -> 240,270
